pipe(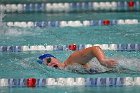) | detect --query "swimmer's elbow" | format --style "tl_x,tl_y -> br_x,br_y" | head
93,46 -> 102,50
